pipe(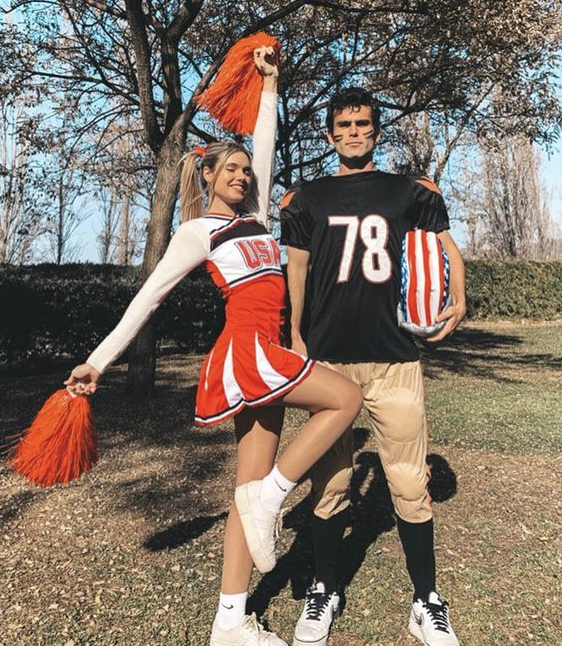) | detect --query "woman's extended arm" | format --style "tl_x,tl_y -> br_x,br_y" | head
252,47 -> 278,228
65,220 -> 210,393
